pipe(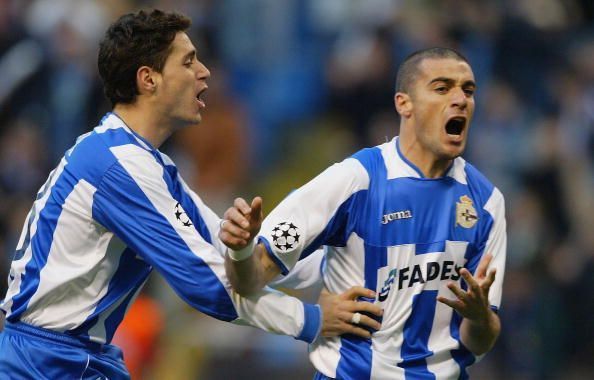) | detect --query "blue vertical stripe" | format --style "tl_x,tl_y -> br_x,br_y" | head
7,167 -> 77,320
13,168 -> 61,261
104,286 -> 142,344
335,244 -> 387,380
449,311 -> 475,379
300,191 -> 363,261
336,337 -> 373,380
162,165 -> 212,244
398,290 -> 438,379
313,371 -> 333,380
364,244 -> 388,292
69,248 -> 150,340
93,162 -> 238,322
